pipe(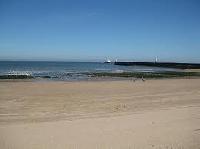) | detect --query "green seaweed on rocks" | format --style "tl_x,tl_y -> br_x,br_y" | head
0,75 -> 34,79
88,71 -> 200,79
